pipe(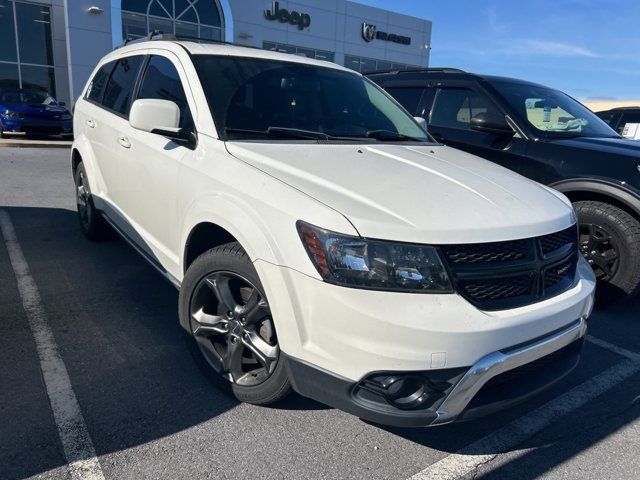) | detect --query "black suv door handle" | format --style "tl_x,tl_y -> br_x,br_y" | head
431,132 -> 445,142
